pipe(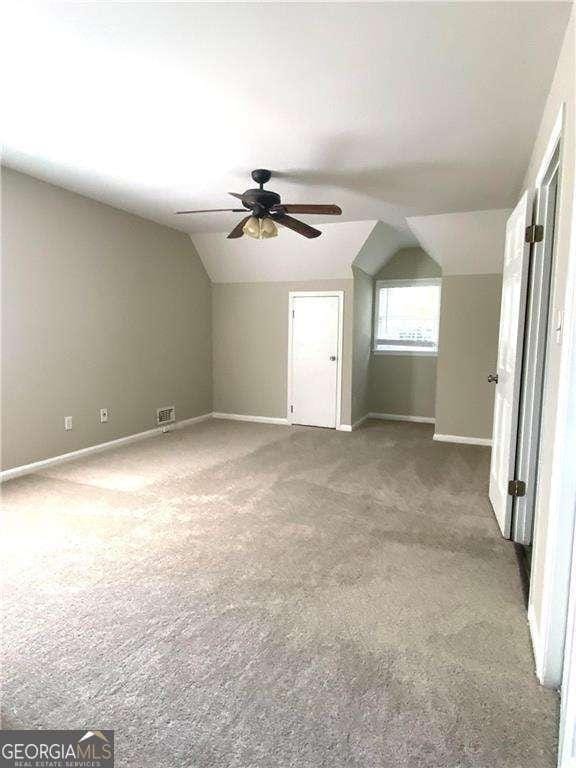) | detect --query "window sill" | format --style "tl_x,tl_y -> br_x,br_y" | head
372,347 -> 438,357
